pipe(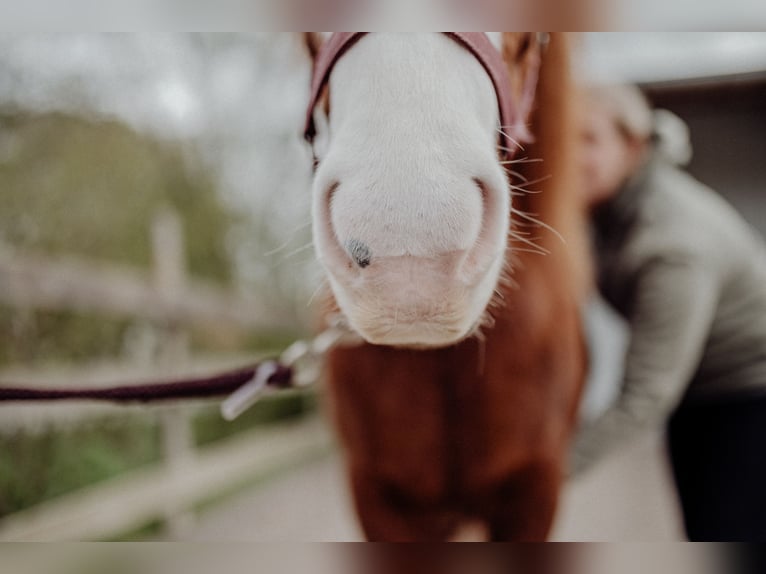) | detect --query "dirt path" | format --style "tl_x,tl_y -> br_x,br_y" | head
188,430 -> 684,541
